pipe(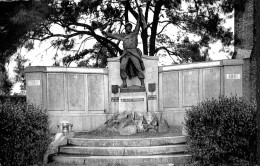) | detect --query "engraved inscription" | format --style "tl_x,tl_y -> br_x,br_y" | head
148,95 -> 157,100
27,80 -> 40,86
111,97 -> 119,102
226,74 -> 241,79
121,98 -> 144,102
